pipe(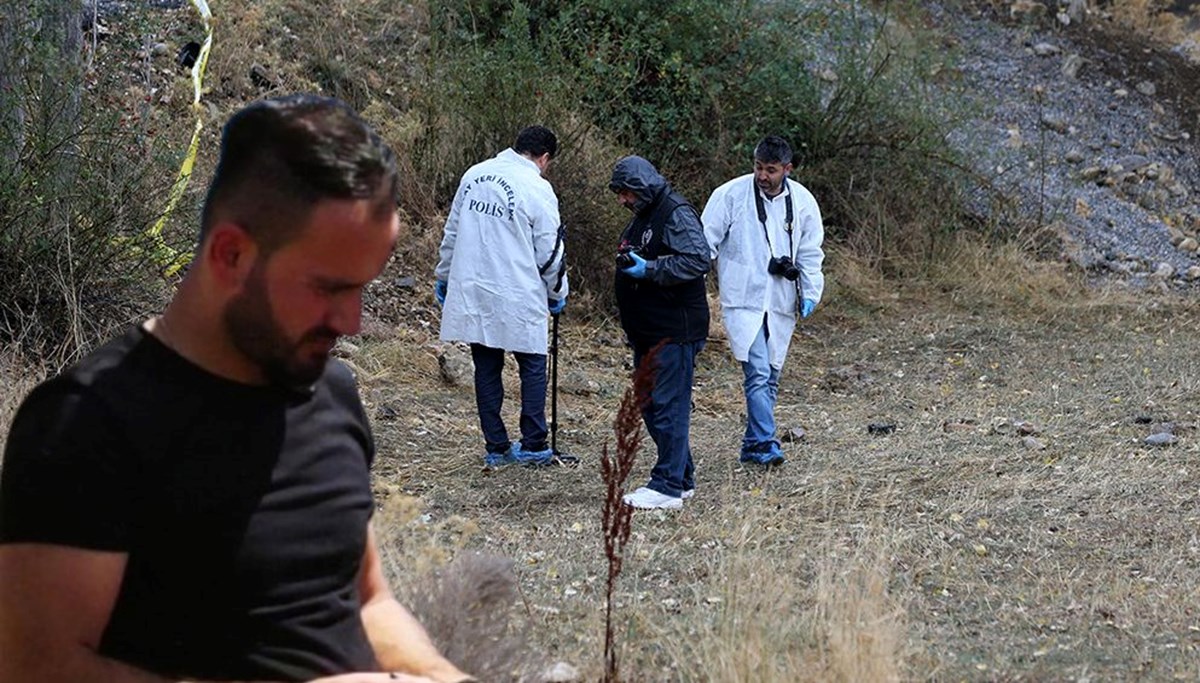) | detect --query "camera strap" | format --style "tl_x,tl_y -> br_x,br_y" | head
753,178 -> 795,259
755,179 -> 804,307
538,224 -> 567,294
538,223 -> 565,275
